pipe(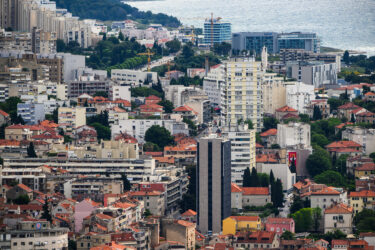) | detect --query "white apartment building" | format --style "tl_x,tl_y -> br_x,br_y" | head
221,57 -> 263,130
164,85 -> 194,108
277,122 -> 311,149
58,106 -> 86,134
111,69 -> 158,86
262,73 -> 290,115
111,119 -> 189,143
1,167 -> 46,191
203,64 -> 224,106
342,126 -> 375,155
110,85 -> 131,101
286,82 -> 315,114
222,124 -> 256,185
3,157 -> 156,184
